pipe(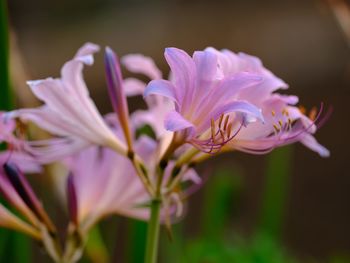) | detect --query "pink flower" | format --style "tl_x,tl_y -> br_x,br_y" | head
144,47 -> 265,152
144,47 -> 329,156
64,129 -> 200,232
5,43 -> 127,163
207,48 -> 329,157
